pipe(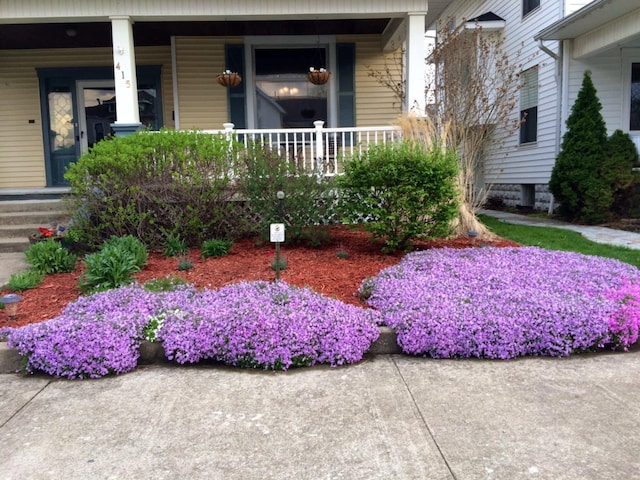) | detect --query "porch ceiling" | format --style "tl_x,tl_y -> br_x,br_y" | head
0,19 -> 391,50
